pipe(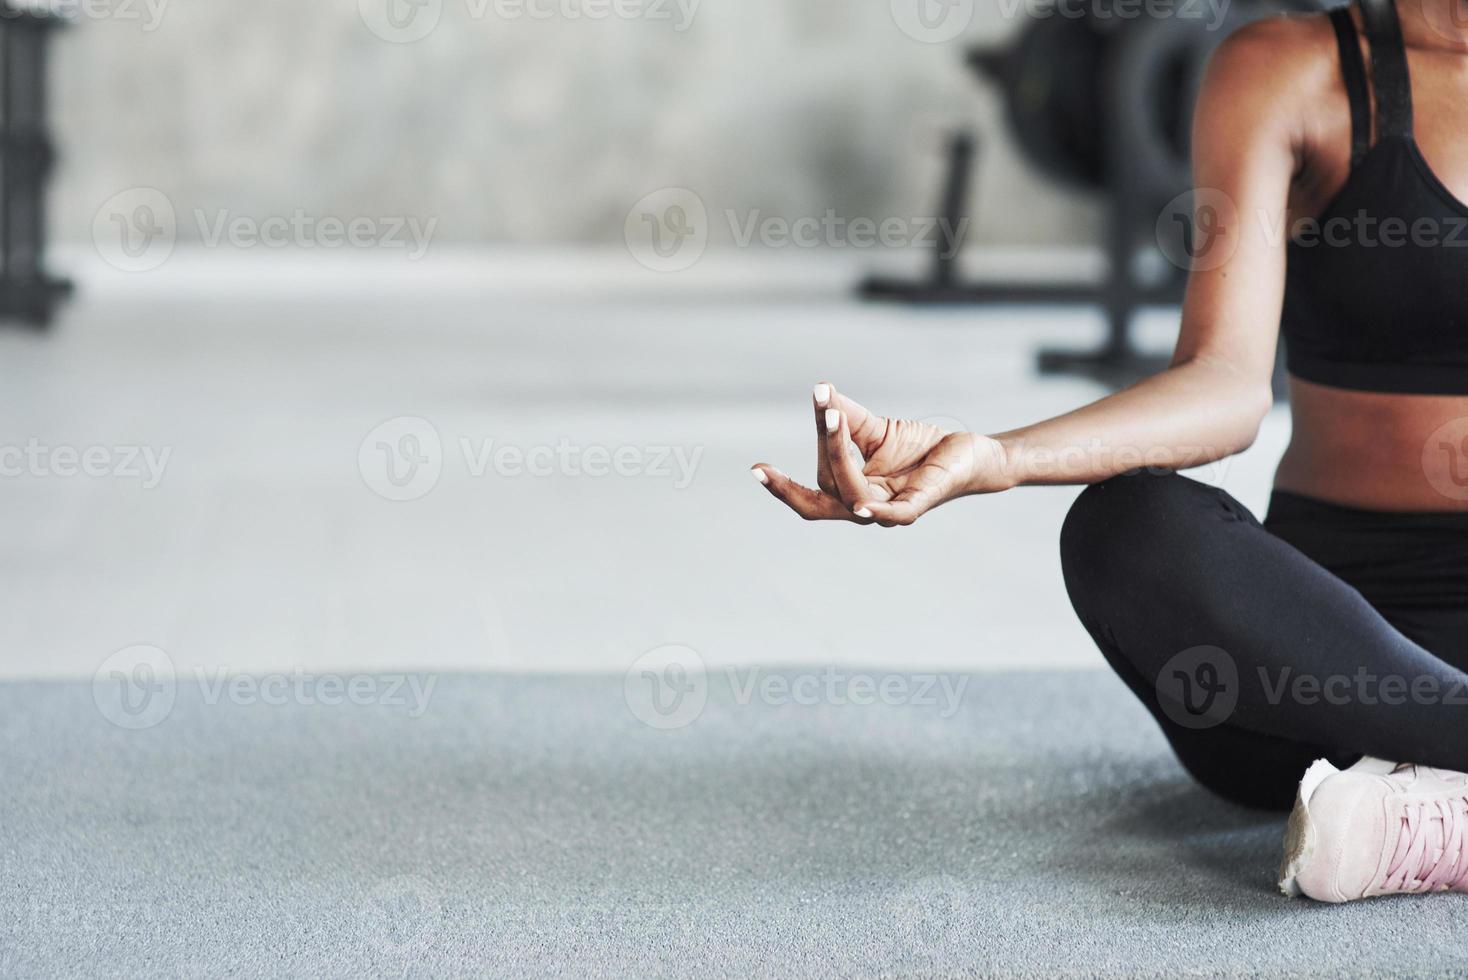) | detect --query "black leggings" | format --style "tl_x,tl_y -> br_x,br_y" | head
1060,472 -> 1468,811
